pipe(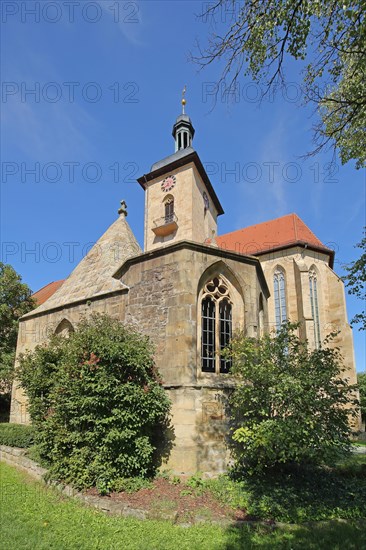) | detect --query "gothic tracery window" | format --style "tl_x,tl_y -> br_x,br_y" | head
309,268 -> 321,348
273,267 -> 287,330
201,277 -> 232,373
